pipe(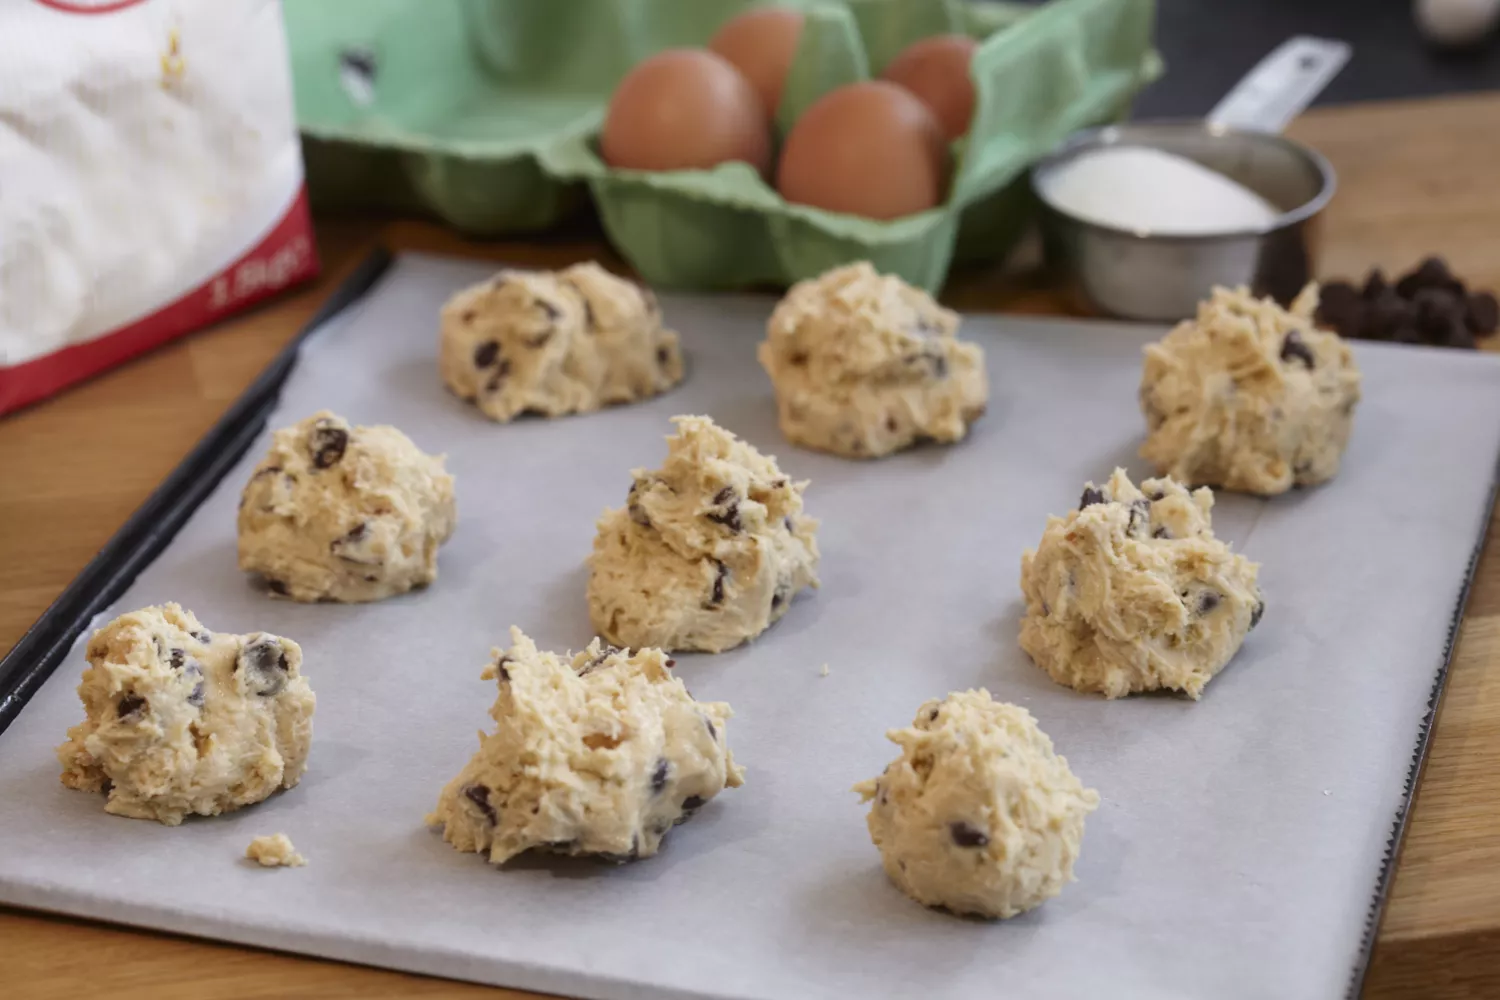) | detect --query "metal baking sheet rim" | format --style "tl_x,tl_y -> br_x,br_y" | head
0,248 -> 1494,1000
